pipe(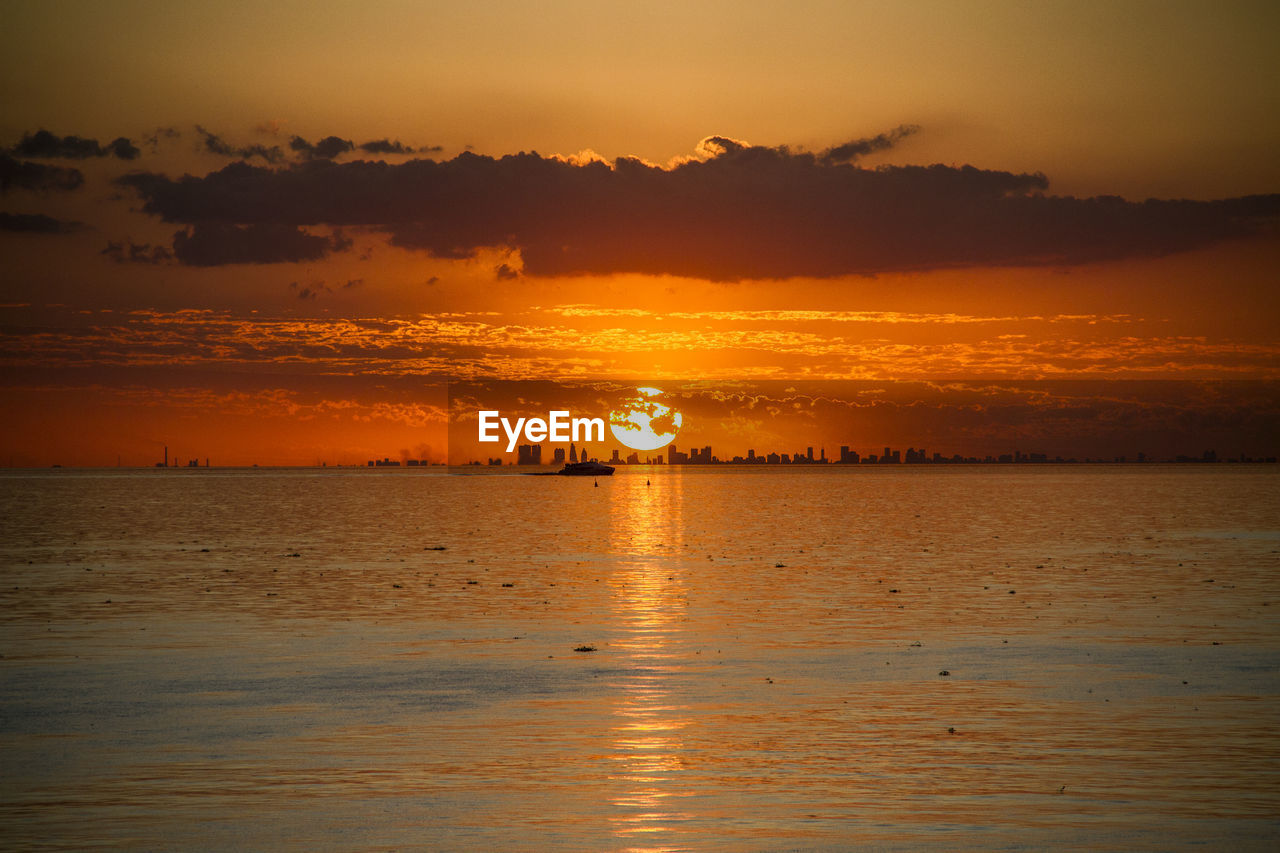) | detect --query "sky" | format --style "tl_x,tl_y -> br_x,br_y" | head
1,0 -> 1277,466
